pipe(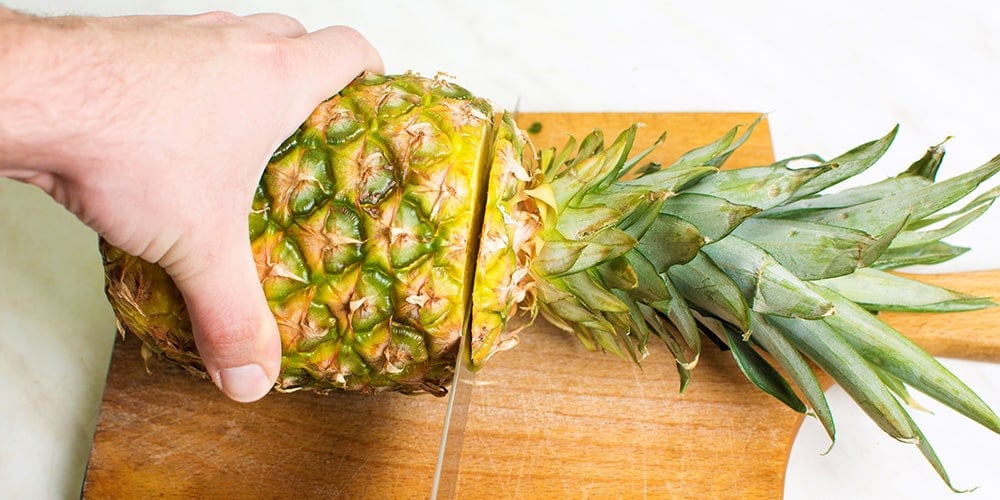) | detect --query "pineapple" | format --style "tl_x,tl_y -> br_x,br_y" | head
101,72 -> 1000,488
